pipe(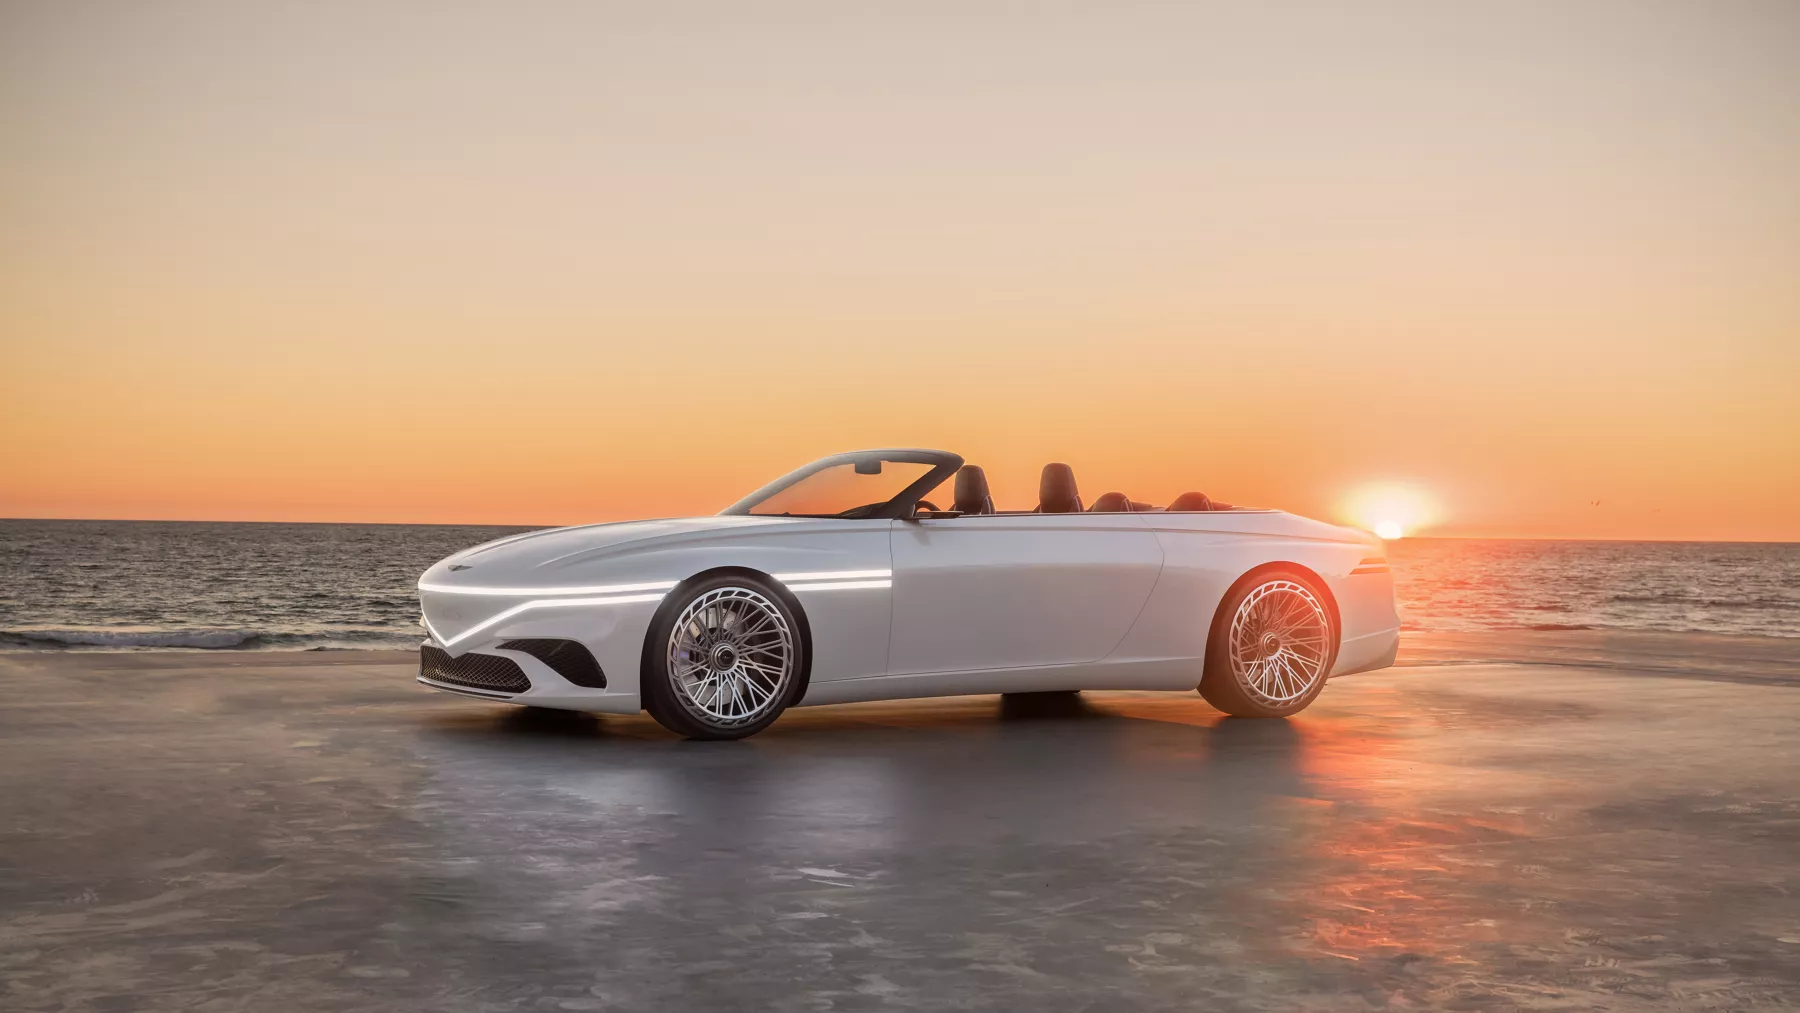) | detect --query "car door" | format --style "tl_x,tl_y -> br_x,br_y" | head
887,512 -> 1163,675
